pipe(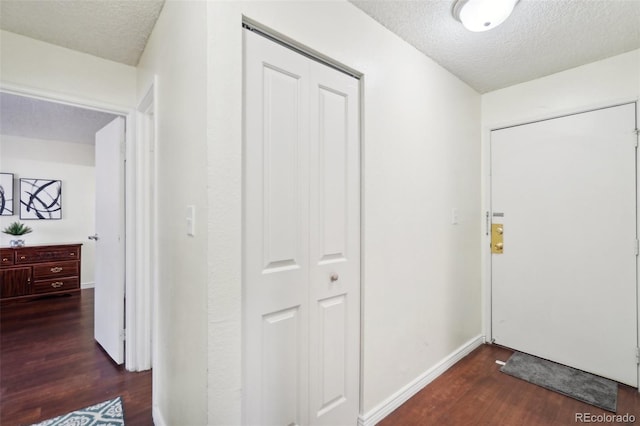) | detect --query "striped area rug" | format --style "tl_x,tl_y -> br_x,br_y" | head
30,396 -> 124,426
